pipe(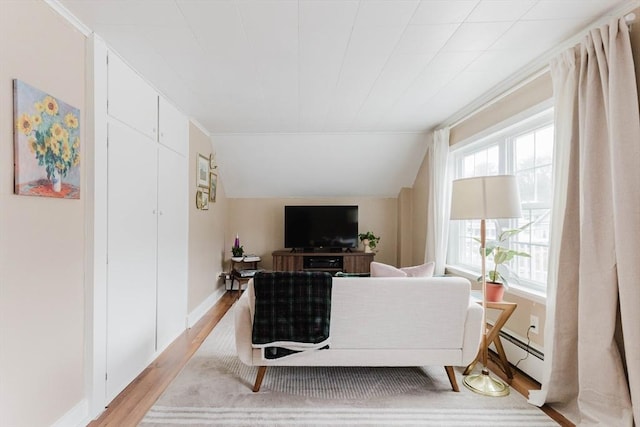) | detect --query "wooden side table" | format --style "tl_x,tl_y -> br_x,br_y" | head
464,299 -> 517,379
230,257 -> 262,298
